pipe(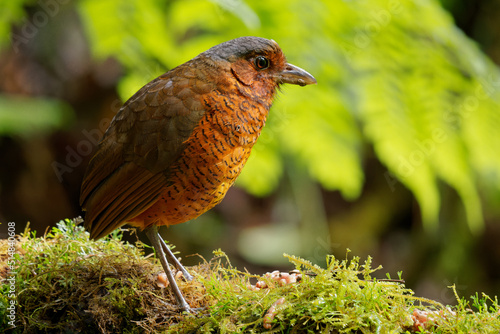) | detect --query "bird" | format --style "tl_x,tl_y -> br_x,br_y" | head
80,36 -> 316,312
